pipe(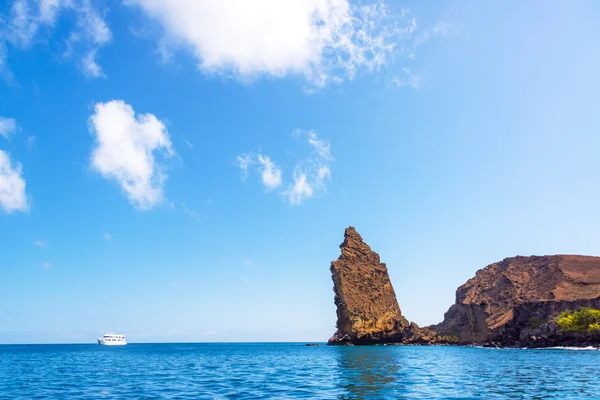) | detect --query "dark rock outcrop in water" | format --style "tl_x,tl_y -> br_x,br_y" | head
328,227 -> 409,345
327,226 -> 600,347
434,255 -> 600,346
328,227 -> 441,345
